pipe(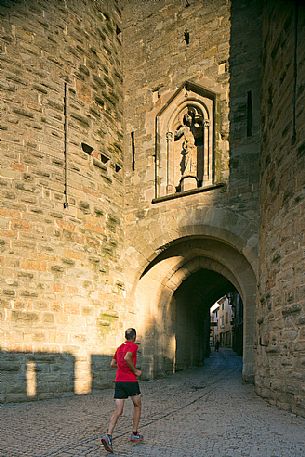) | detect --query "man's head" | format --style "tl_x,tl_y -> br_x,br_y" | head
125,328 -> 136,341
